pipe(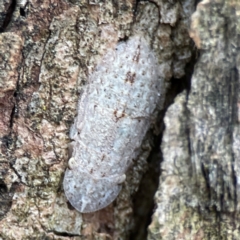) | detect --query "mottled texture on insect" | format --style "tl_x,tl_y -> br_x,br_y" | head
63,35 -> 162,213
